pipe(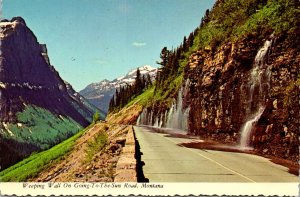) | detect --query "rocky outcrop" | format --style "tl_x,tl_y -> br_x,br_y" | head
135,33 -> 299,163
185,38 -> 261,136
184,33 -> 299,161
0,17 -> 96,125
